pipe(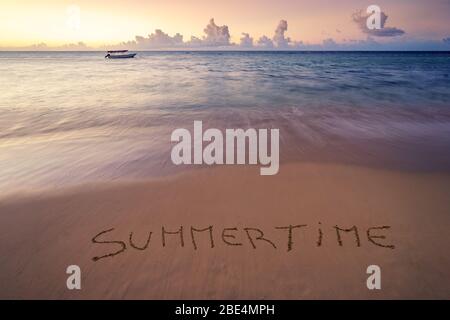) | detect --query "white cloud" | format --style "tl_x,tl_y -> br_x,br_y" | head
273,20 -> 290,48
239,33 -> 253,48
59,41 -> 89,50
202,18 -> 231,46
256,35 -> 274,49
117,19 -> 232,49
0,41 -> 91,51
253,20 -> 291,49
120,30 -> 183,49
